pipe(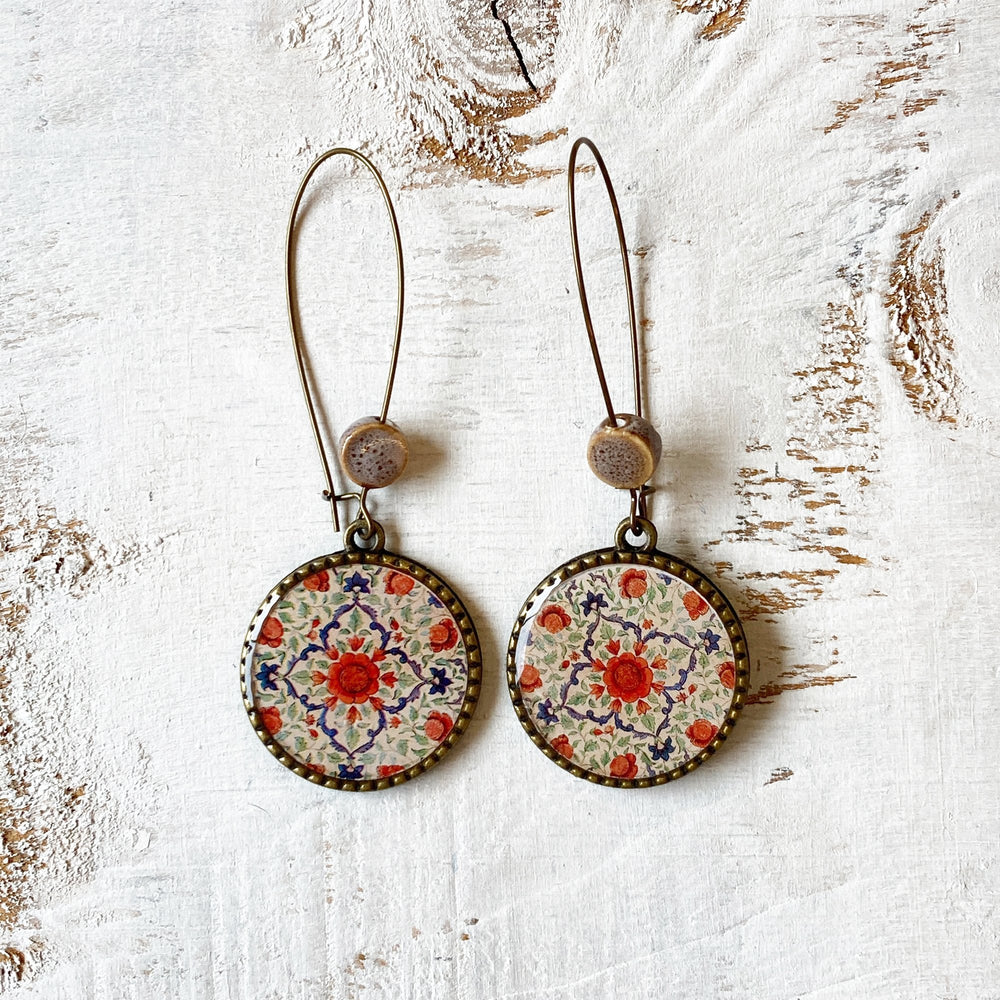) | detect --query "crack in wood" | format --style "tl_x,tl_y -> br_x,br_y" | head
490,0 -> 537,92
